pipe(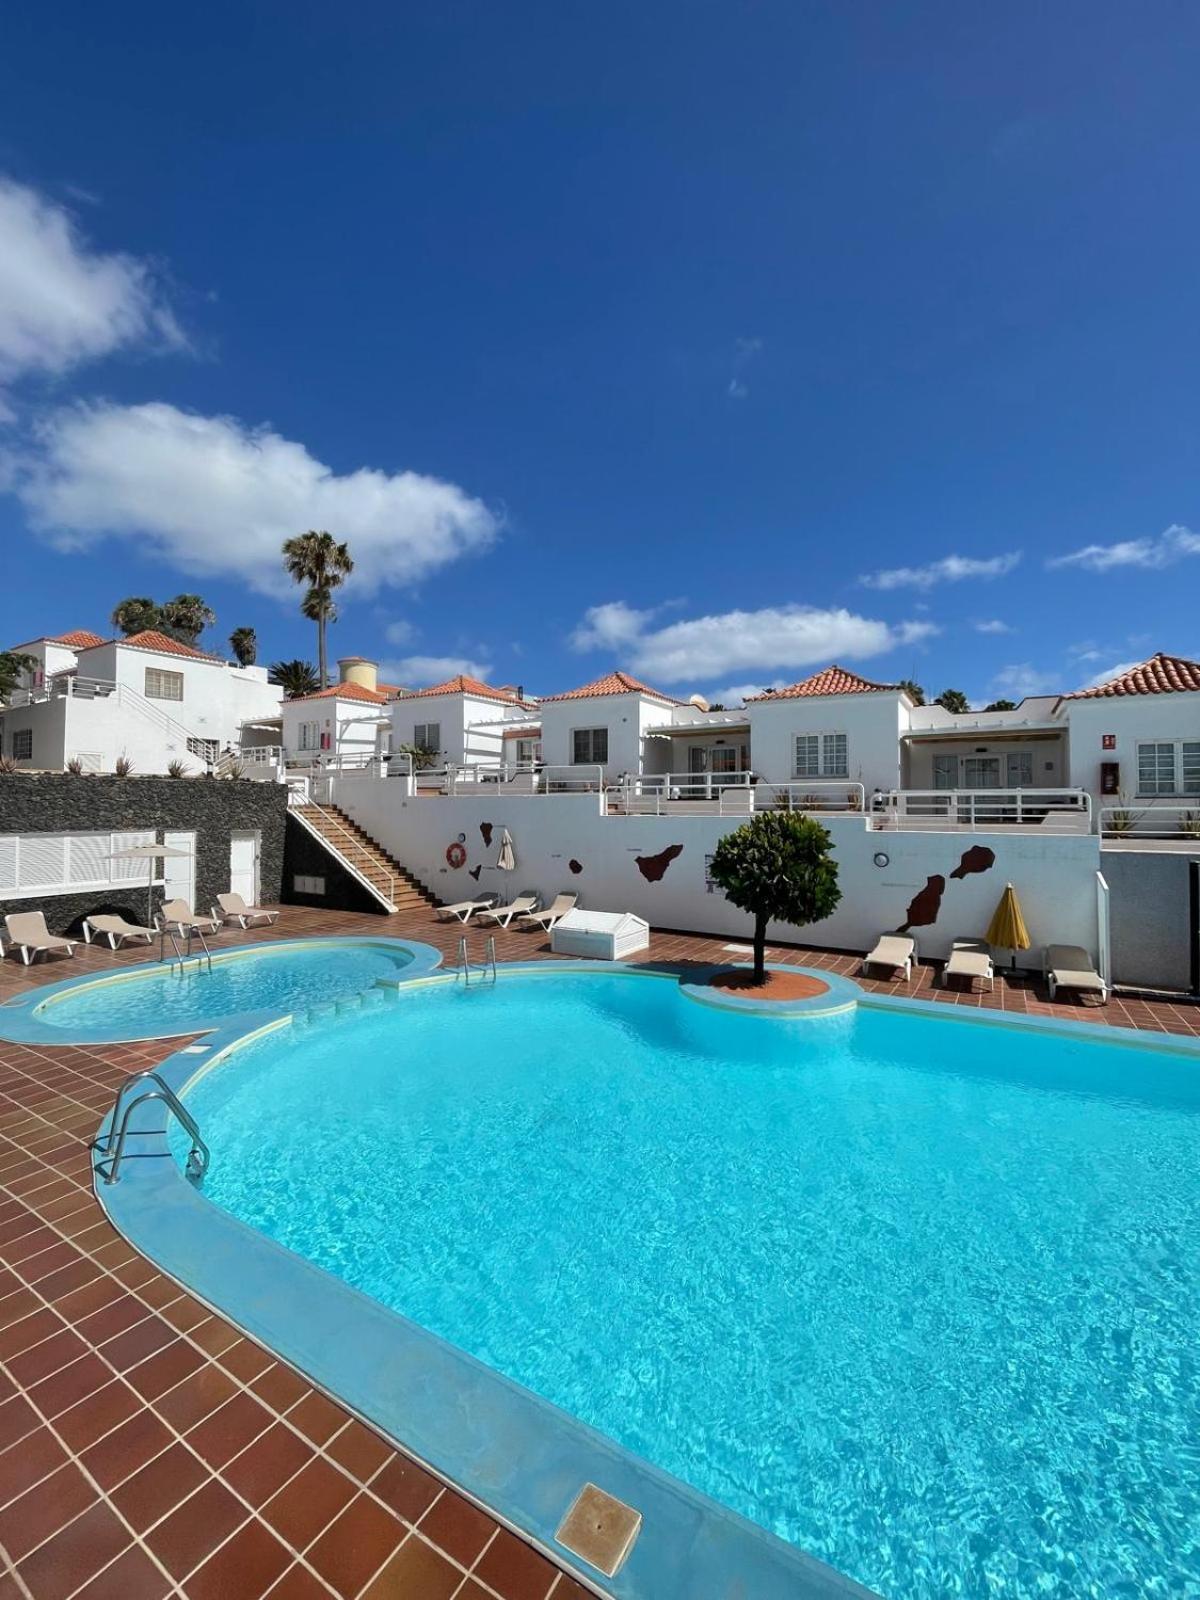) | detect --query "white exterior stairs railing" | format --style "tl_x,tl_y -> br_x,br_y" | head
287,795 -> 439,915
